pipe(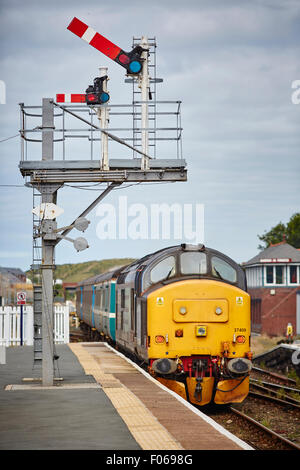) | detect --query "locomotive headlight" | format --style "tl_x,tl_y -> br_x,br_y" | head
179,306 -> 187,315
215,307 -> 222,315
